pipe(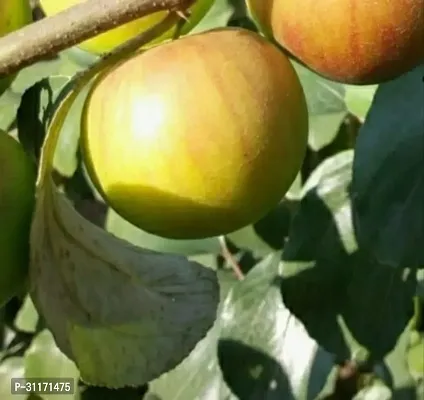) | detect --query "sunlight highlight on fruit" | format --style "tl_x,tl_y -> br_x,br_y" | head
132,95 -> 167,142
